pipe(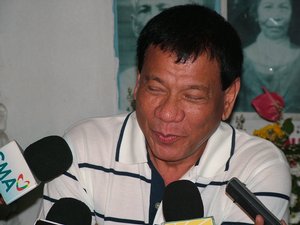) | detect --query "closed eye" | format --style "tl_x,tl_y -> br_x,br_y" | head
137,5 -> 150,14
183,88 -> 209,103
184,94 -> 206,102
147,85 -> 165,94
